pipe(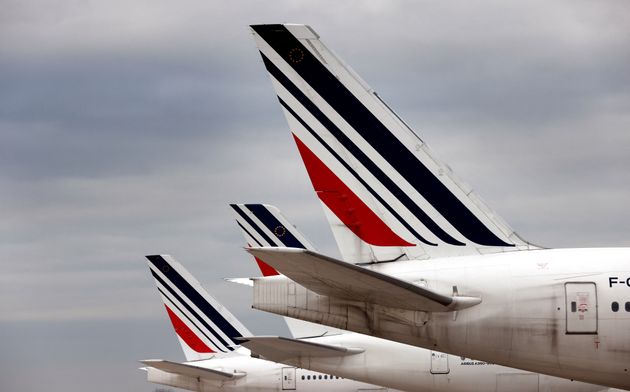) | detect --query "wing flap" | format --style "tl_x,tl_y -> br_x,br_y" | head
140,359 -> 245,380
237,336 -> 363,362
246,247 -> 481,312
